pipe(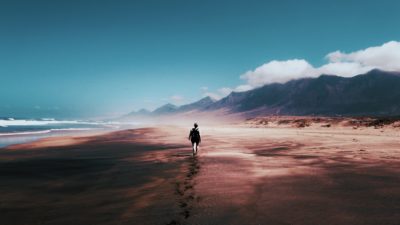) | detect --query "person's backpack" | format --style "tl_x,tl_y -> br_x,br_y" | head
192,128 -> 200,140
